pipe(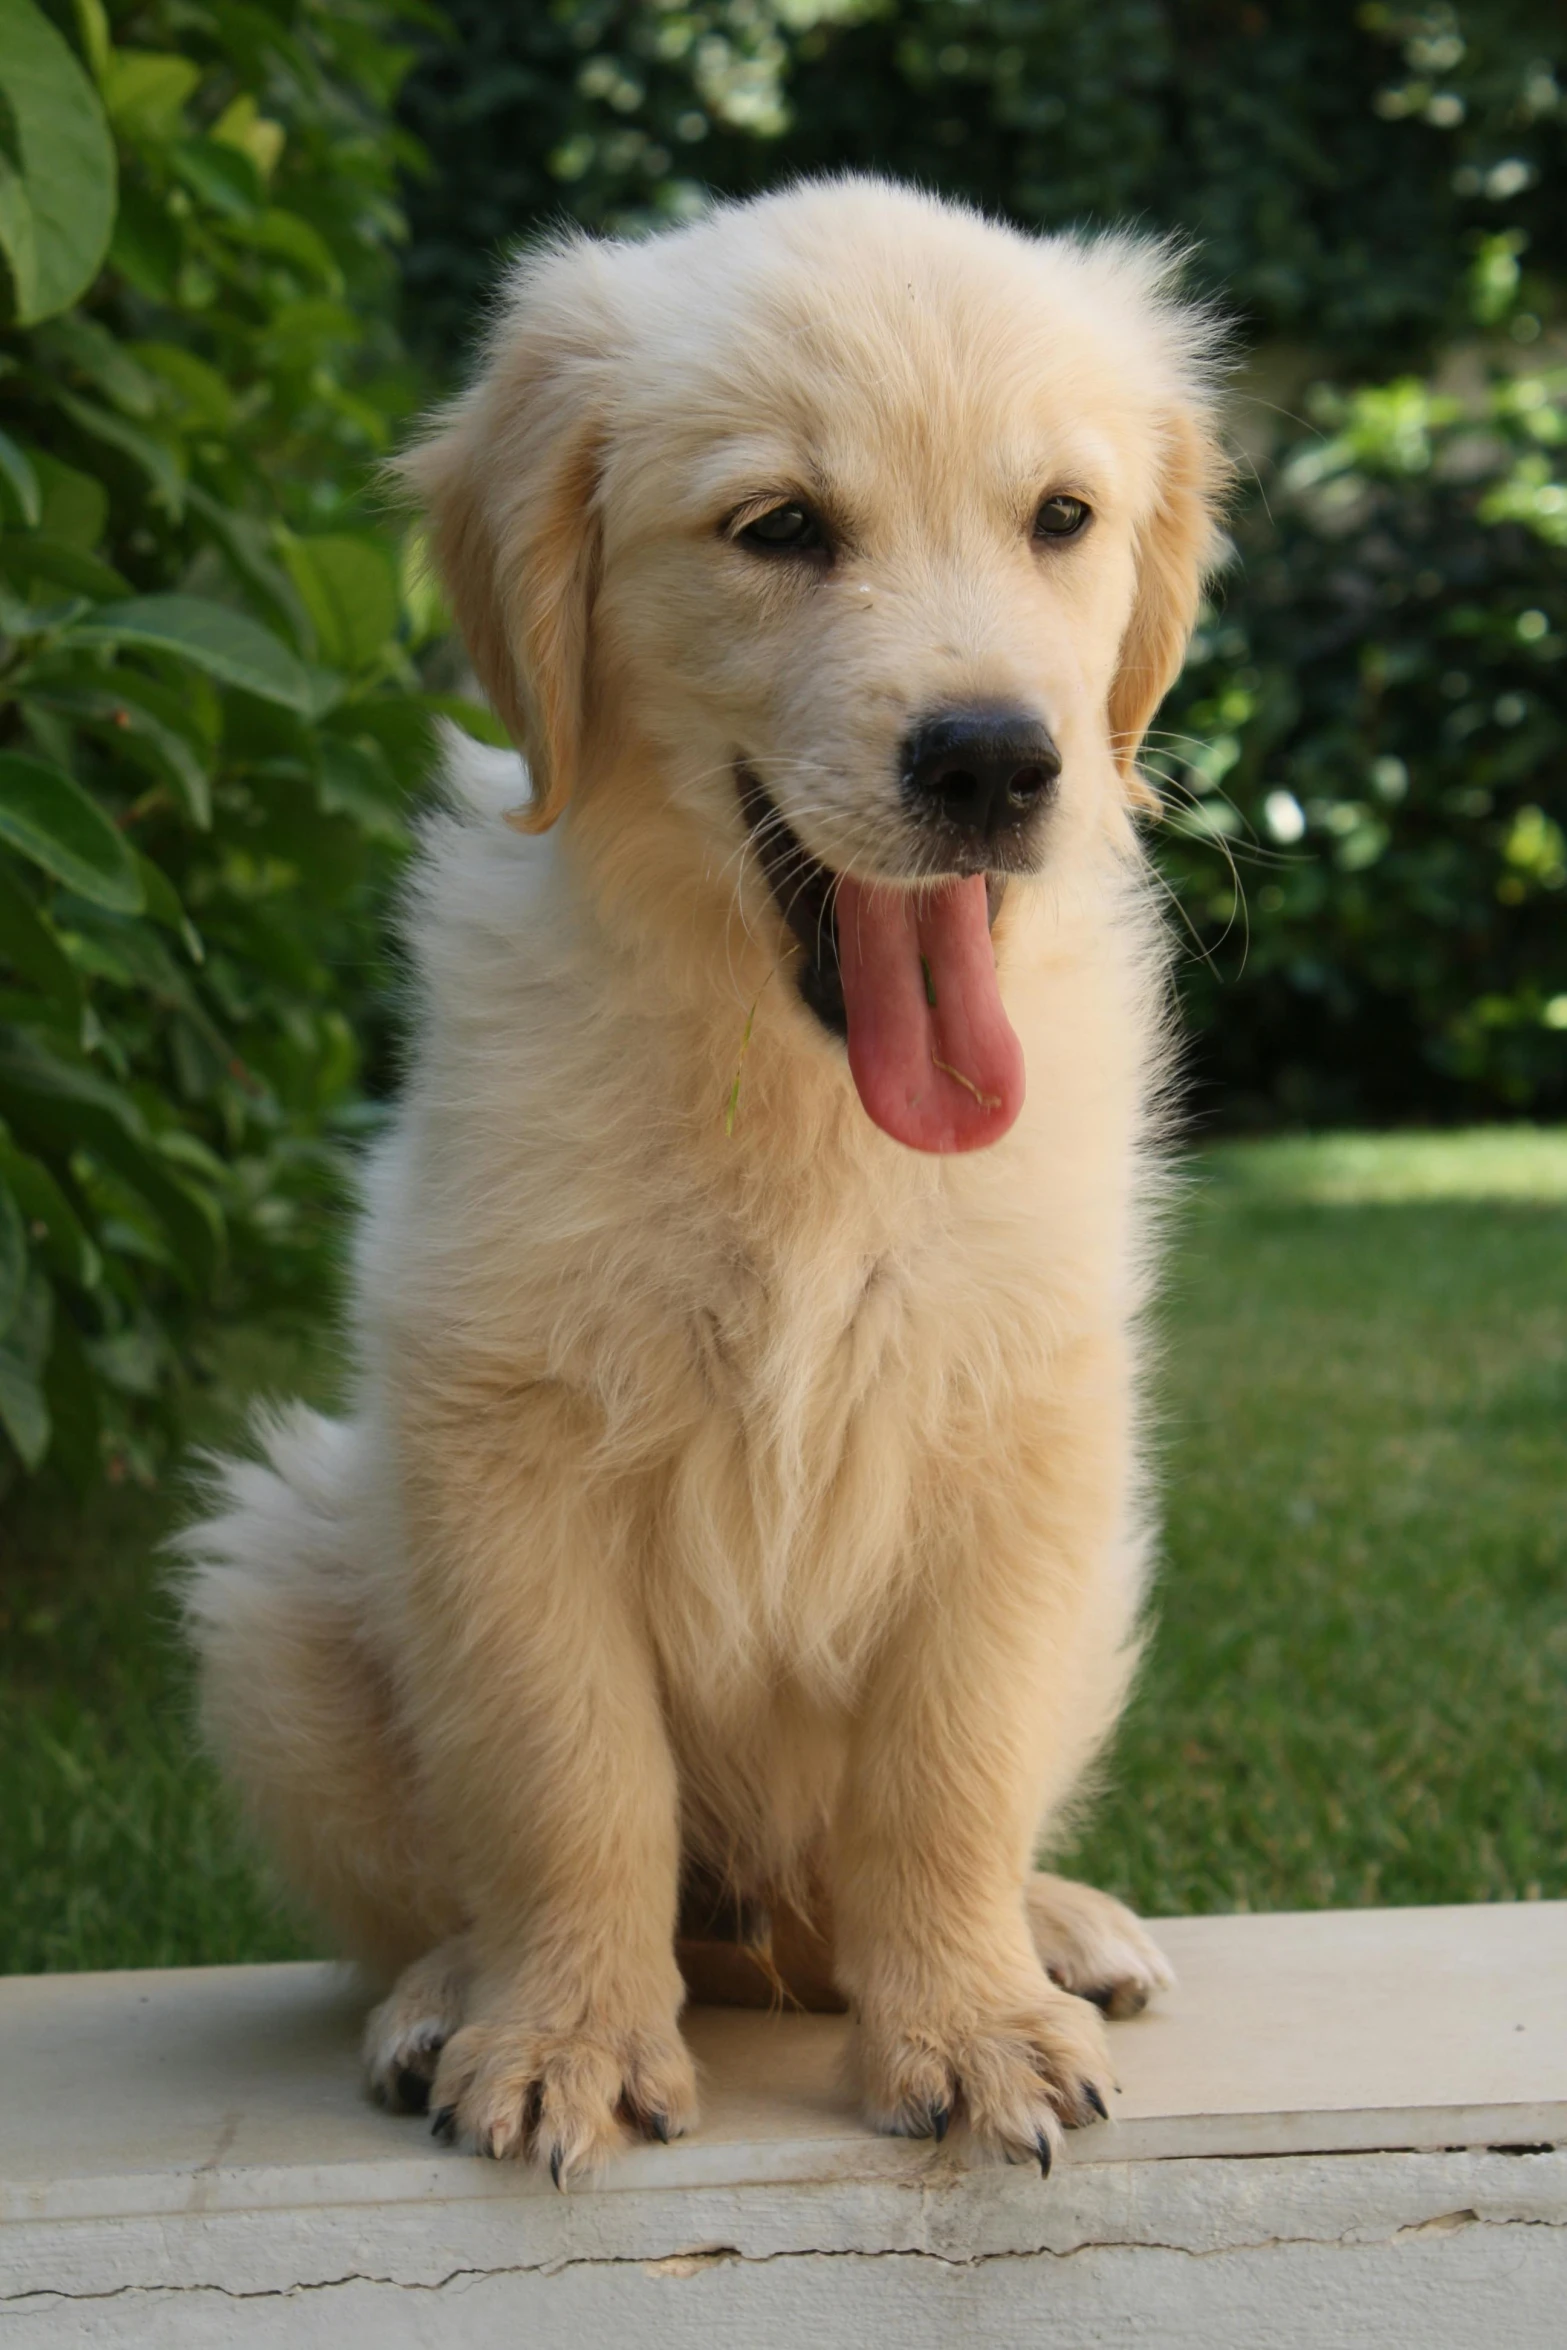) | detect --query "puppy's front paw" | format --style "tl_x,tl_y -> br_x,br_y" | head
857,1980 -> 1113,2173
364,1935 -> 473,2115
1027,1872 -> 1175,2020
428,2000 -> 698,2183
